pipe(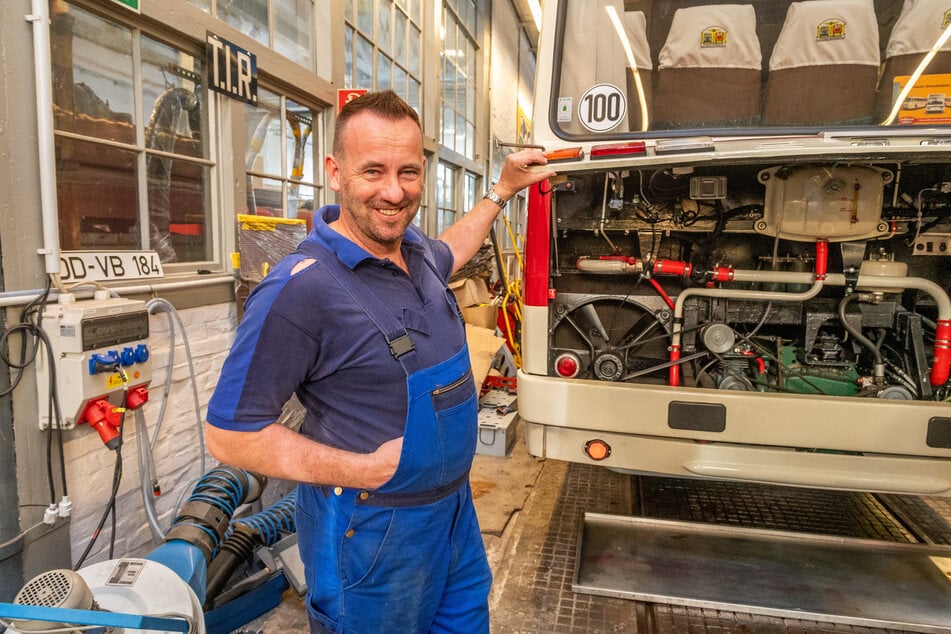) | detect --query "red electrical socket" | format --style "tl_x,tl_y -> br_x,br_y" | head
80,399 -> 123,450
126,385 -> 149,410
